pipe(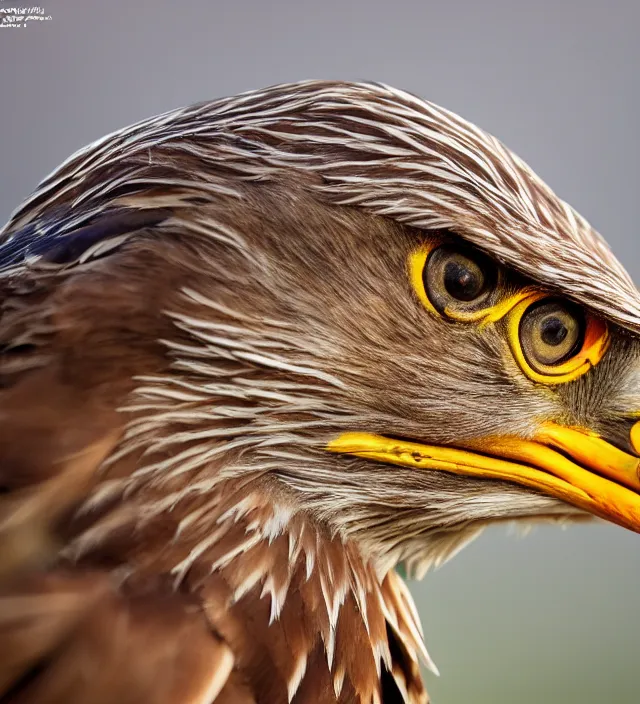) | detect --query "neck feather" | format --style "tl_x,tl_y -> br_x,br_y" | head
69,477 -> 433,703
